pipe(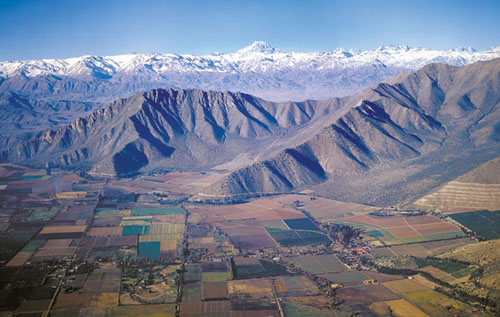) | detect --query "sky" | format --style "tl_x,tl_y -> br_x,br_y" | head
0,0 -> 499,61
